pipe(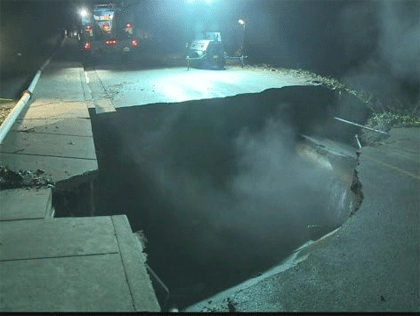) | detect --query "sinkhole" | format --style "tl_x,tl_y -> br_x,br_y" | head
78,86 -> 368,309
